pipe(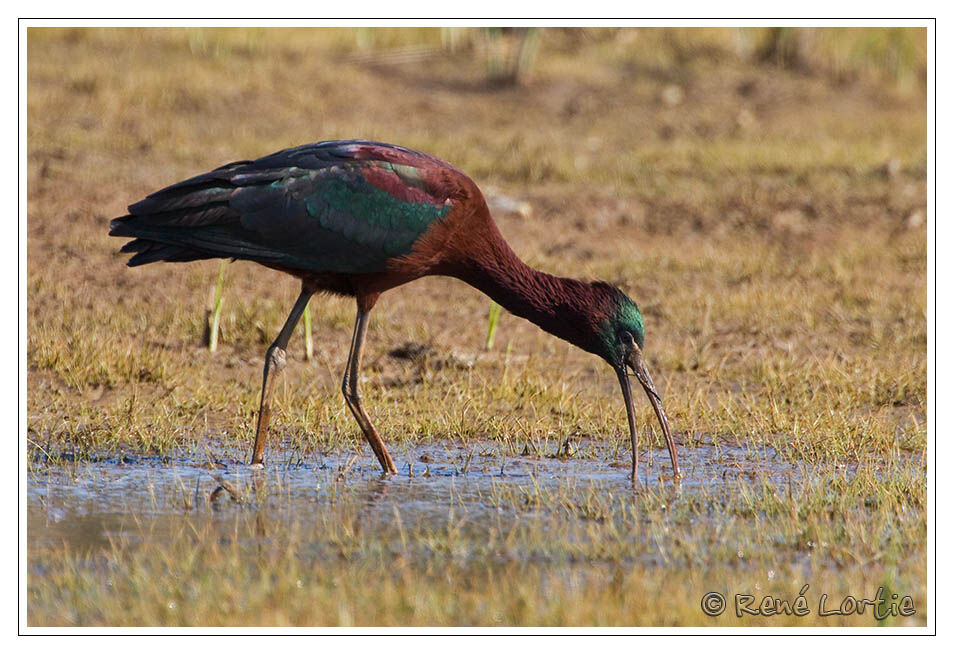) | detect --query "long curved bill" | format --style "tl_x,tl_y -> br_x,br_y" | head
617,356 -> 680,482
